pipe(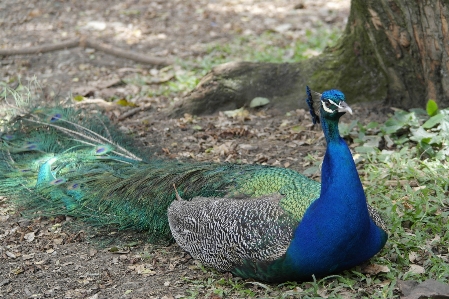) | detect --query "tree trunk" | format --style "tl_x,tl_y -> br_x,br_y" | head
358,0 -> 449,109
173,0 -> 449,116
